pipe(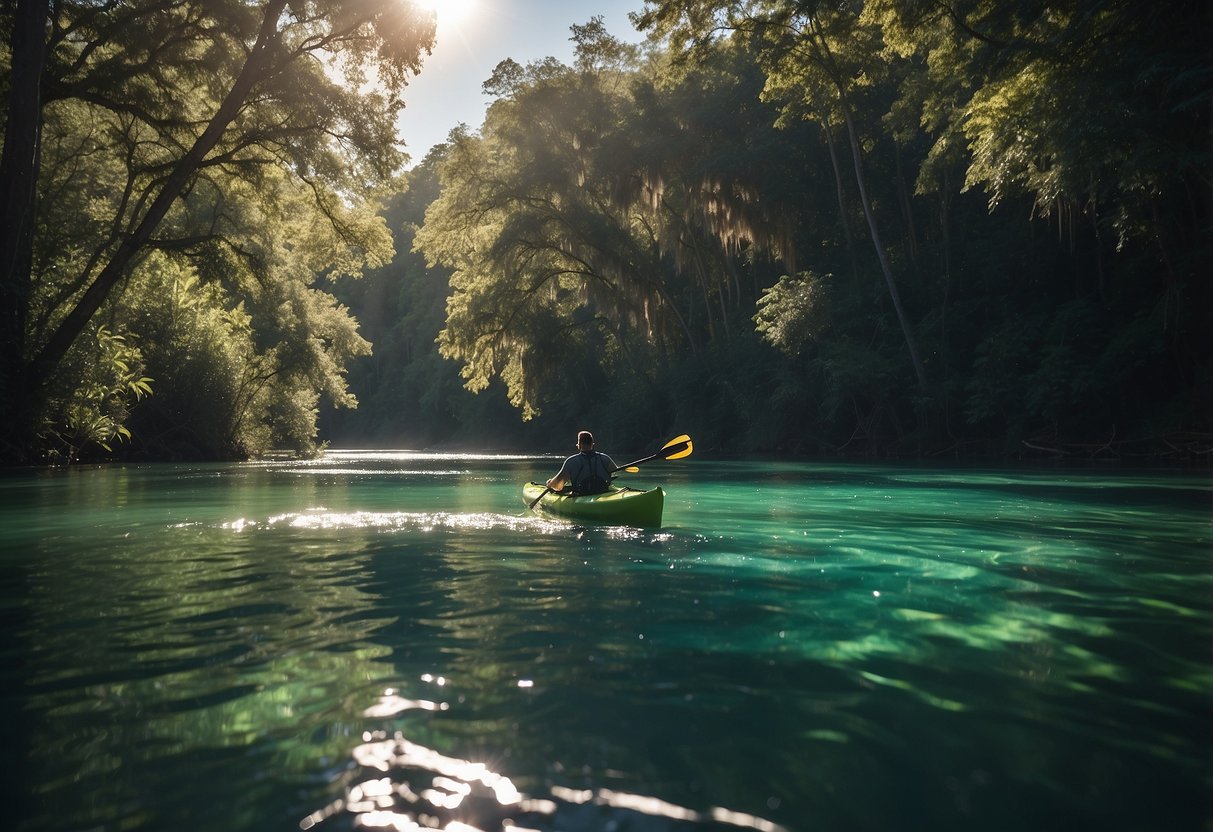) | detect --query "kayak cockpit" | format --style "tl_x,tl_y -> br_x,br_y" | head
523,482 -> 664,528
